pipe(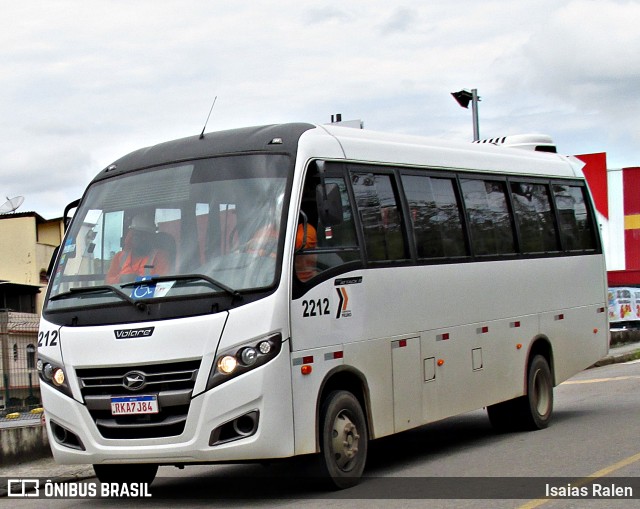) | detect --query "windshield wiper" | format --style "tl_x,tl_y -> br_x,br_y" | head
49,285 -> 141,307
121,274 -> 243,301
